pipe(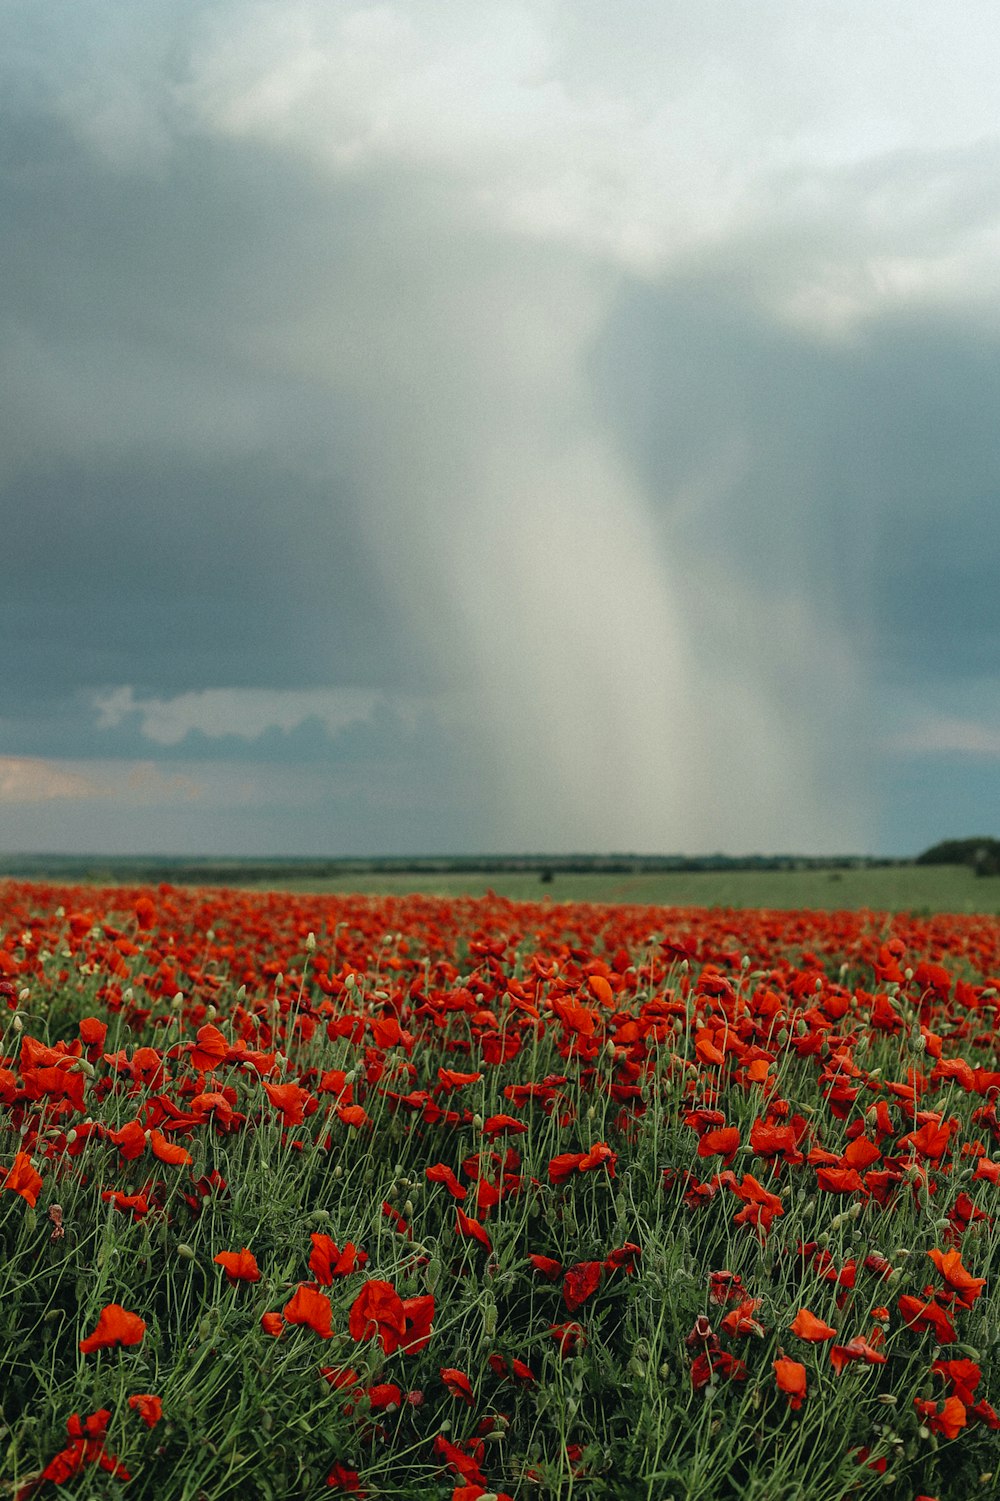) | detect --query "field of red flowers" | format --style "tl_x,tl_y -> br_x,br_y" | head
1,880 -> 998,1500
